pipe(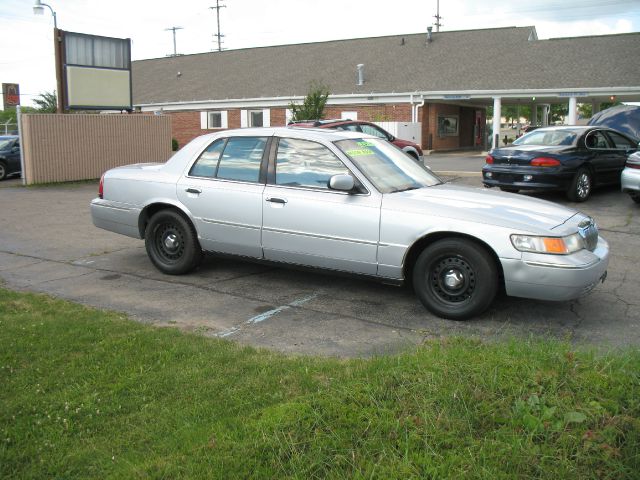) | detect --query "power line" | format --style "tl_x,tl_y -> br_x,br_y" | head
164,26 -> 183,56
209,1 -> 226,52
433,0 -> 443,32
